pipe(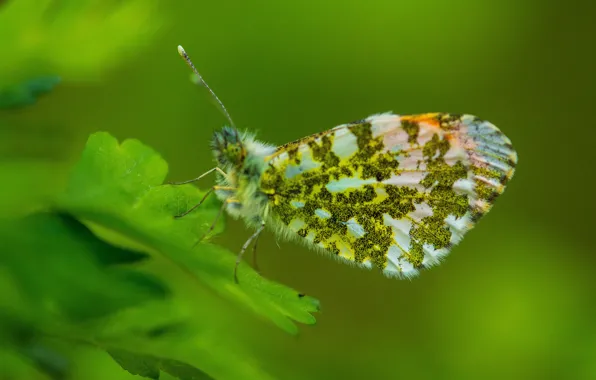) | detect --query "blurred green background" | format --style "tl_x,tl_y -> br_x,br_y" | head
1,0 -> 595,379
